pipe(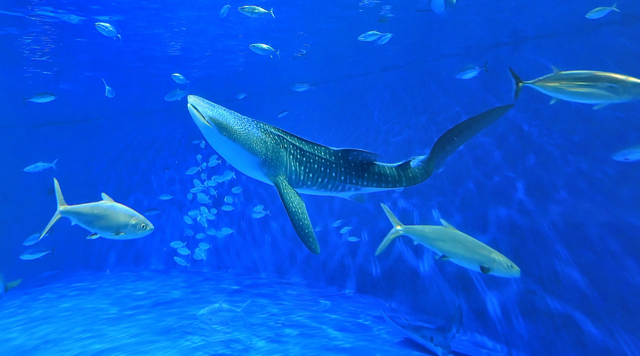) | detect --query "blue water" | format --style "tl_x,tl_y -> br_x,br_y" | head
1,1 -> 639,355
